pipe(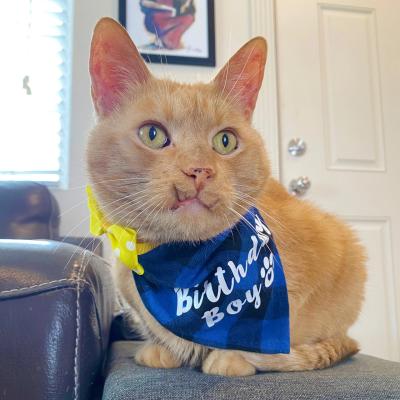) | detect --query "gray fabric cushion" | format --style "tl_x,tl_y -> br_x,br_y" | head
103,341 -> 400,400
